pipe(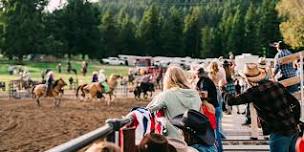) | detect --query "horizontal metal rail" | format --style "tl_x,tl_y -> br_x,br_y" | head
46,117 -> 132,152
